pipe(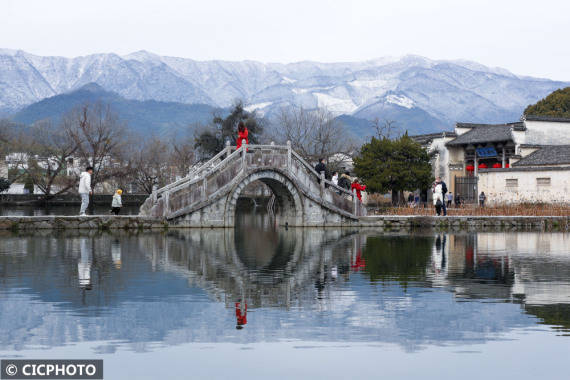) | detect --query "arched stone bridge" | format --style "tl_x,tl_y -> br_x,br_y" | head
139,142 -> 365,227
